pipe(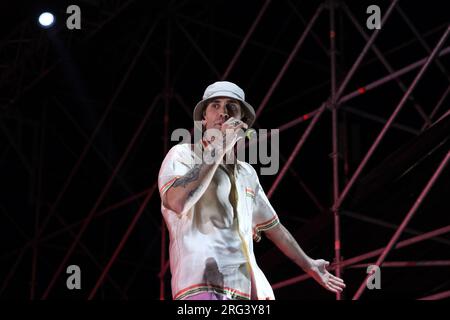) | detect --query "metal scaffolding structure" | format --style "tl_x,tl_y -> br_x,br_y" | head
1,0 -> 449,300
